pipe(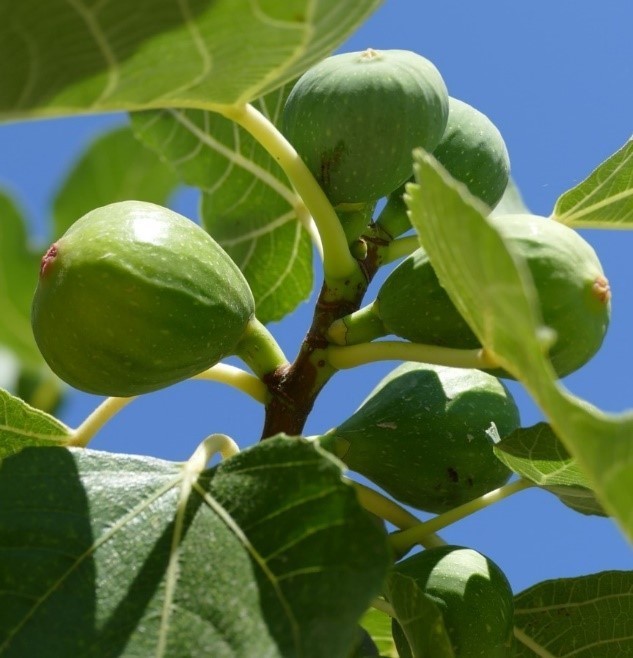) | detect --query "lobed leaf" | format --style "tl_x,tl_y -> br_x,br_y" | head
0,437 -> 391,657
407,150 -> 633,543
0,388 -> 71,461
495,423 -> 605,516
0,0 -> 382,119
513,571 -> 633,657
132,85 -> 313,323
553,137 -> 633,228
53,124 -> 180,238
